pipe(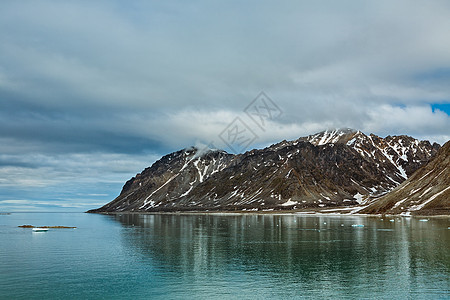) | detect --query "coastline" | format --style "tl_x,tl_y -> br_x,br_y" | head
86,208 -> 450,218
